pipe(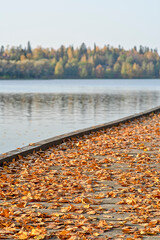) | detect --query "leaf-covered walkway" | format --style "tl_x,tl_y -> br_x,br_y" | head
0,112 -> 160,239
